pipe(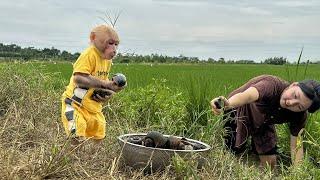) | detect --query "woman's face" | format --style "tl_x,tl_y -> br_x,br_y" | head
280,83 -> 313,112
